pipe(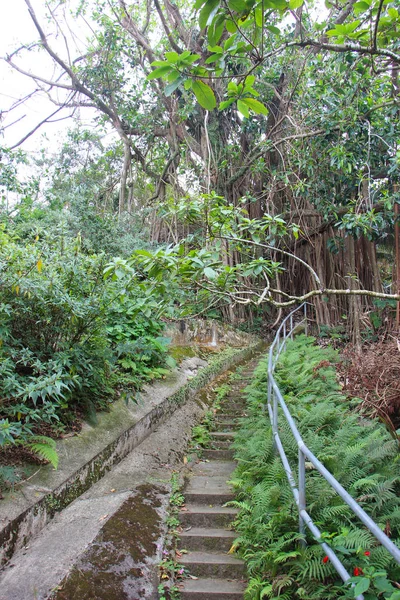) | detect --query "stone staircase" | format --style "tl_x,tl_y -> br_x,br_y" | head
178,366 -> 258,600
